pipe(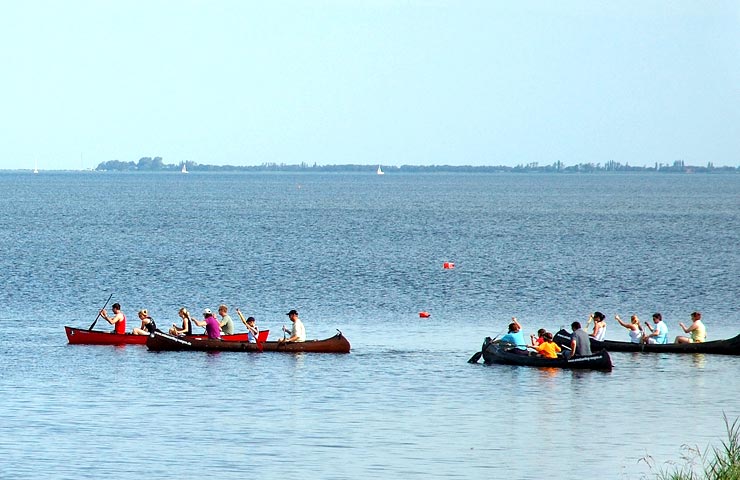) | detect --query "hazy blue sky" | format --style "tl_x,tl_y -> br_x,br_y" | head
2,1 -> 738,170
